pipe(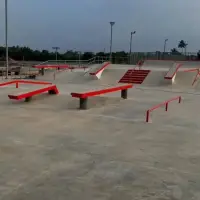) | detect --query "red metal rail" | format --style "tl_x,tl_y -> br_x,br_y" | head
146,96 -> 182,123
0,80 -> 52,88
183,68 -> 200,86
